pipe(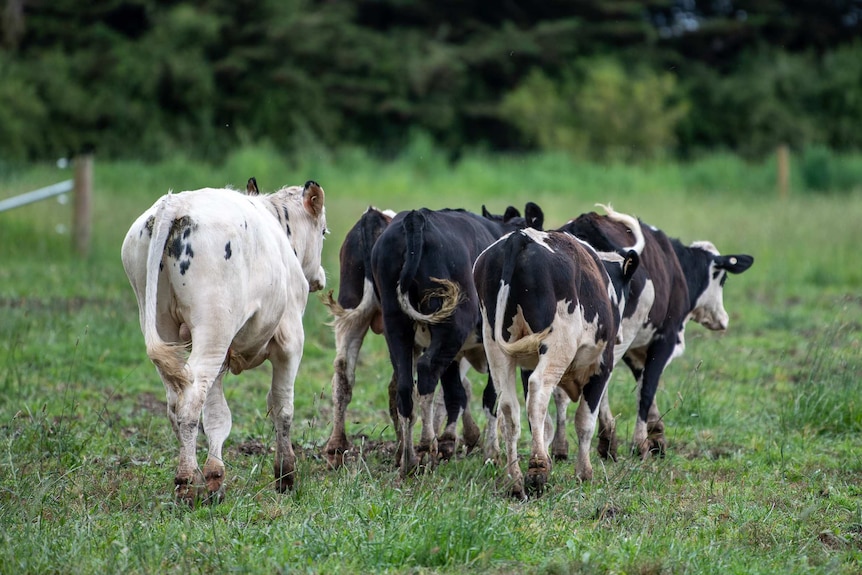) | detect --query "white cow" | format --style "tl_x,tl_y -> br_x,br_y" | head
121,181 -> 327,505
